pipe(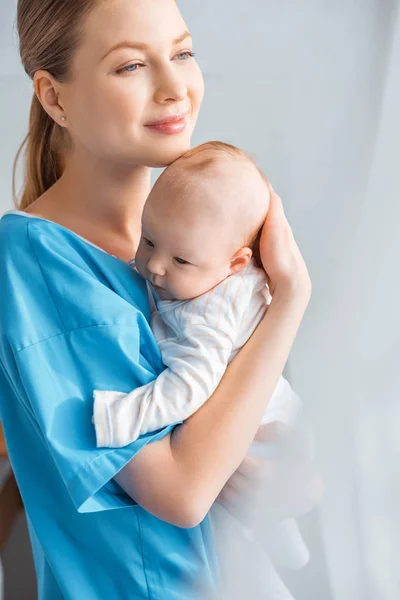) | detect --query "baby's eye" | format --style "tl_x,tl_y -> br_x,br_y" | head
144,238 -> 155,248
174,257 -> 188,265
